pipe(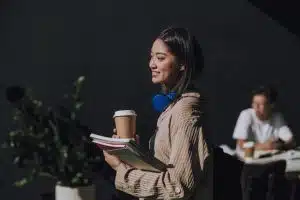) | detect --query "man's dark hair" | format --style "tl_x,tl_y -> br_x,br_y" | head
251,85 -> 278,104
